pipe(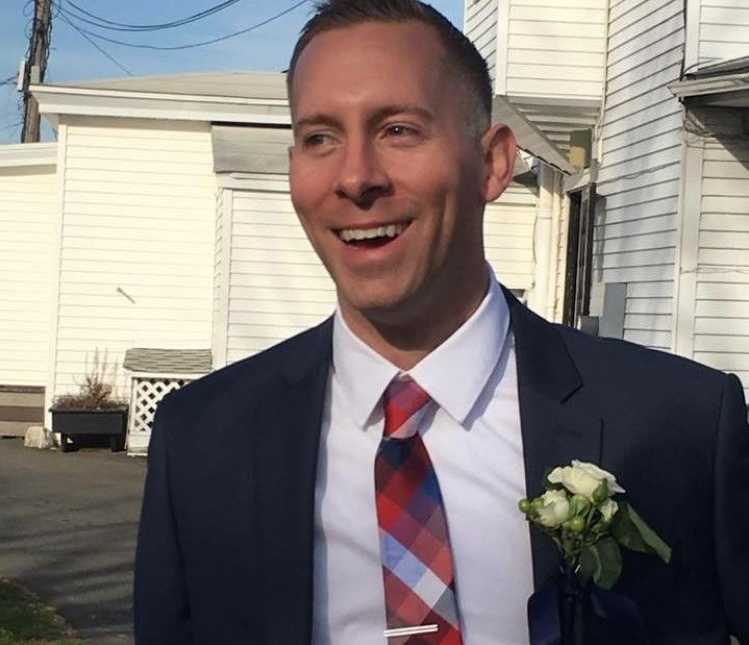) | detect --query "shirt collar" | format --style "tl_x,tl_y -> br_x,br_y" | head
331,266 -> 510,428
